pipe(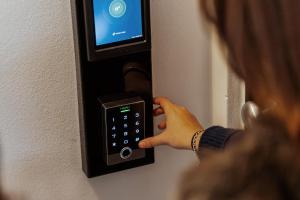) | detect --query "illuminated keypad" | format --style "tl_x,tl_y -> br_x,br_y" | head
106,101 -> 145,154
